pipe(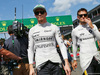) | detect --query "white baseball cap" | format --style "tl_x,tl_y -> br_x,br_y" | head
33,4 -> 46,12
